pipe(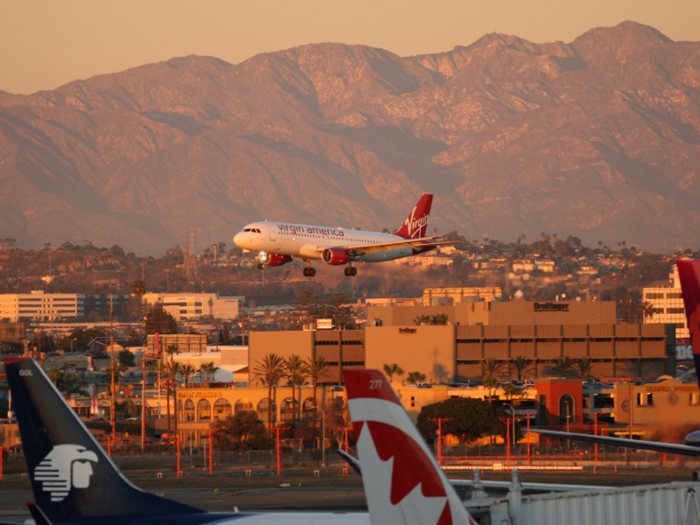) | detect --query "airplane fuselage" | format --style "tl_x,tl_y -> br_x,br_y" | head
234,221 -> 429,263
